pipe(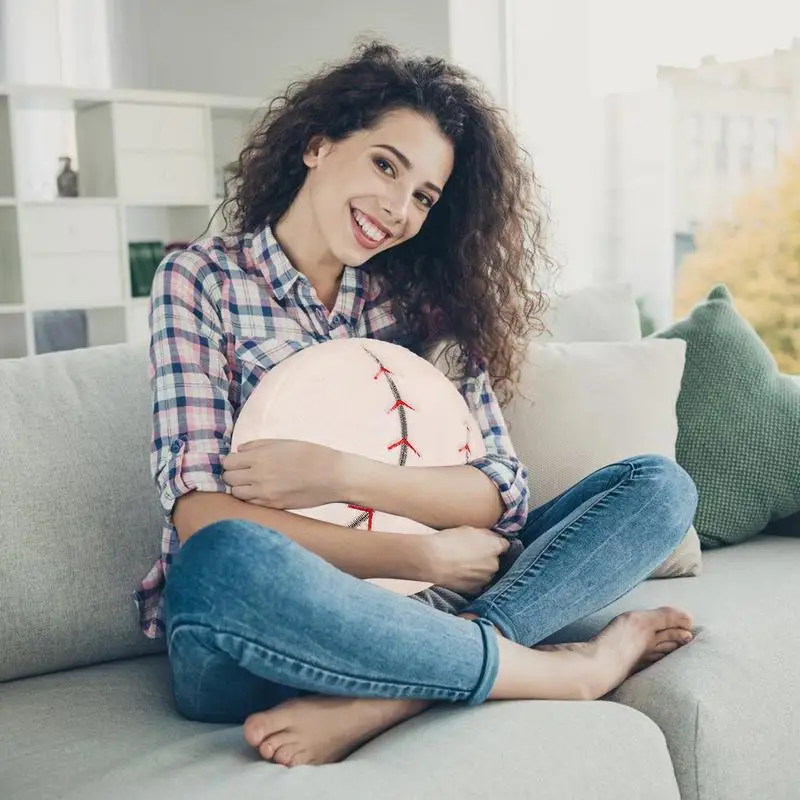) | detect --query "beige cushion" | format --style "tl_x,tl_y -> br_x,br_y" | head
541,282 -> 642,342
505,340 -> 702,579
